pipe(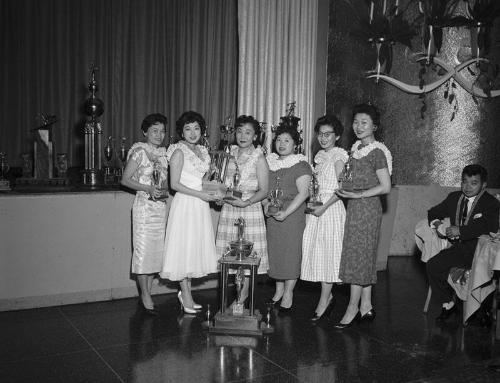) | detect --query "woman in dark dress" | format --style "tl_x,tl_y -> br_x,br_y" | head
334,104 -> 392,328
263,125 -> 312,311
